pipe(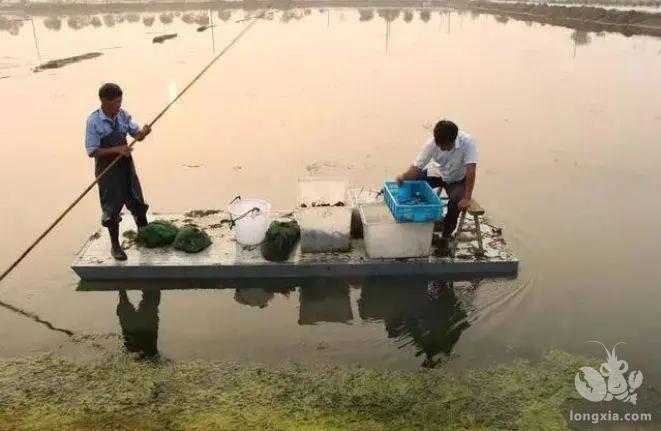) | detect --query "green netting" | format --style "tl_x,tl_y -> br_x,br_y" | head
173,226 -> 212,253
261,220 -> 300,262
136,220 -> 179,248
